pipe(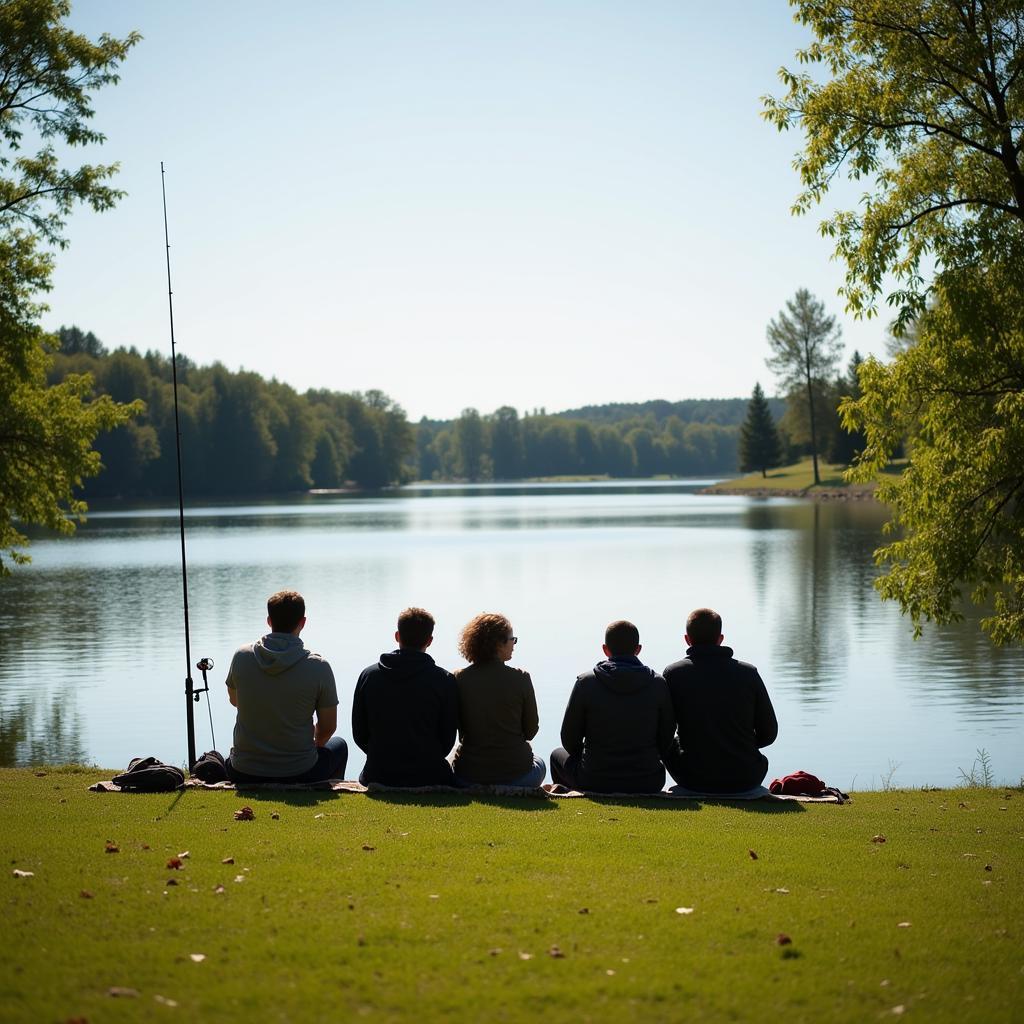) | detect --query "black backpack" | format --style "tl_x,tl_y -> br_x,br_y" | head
190,749 -> 229,783
111,756 -> 186,792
